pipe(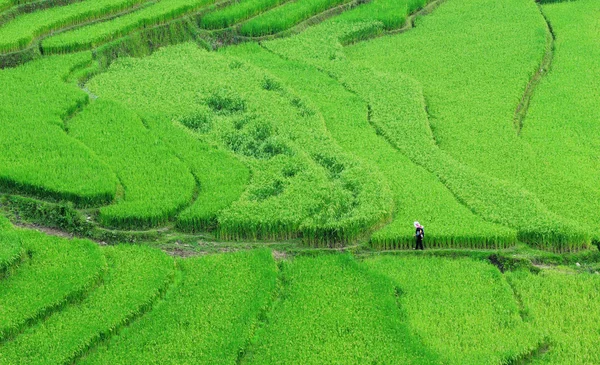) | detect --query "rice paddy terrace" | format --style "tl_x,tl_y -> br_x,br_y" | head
1,0 -> 599,363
